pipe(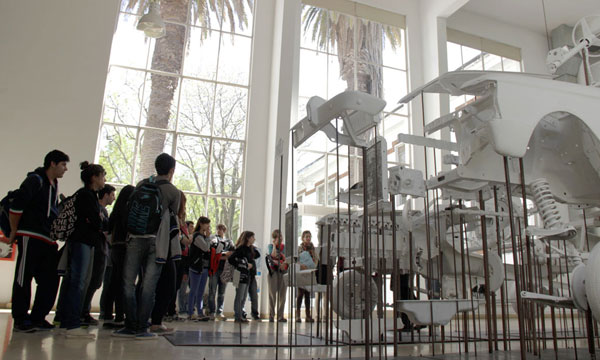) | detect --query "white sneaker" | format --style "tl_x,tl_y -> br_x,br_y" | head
216,313 -> 227,321
64,327 -> 95,339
